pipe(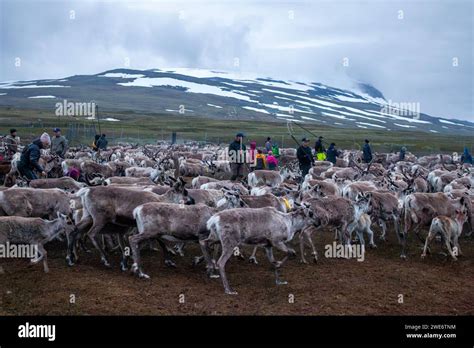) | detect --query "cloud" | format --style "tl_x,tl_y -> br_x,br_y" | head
0,0 -> 472,120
